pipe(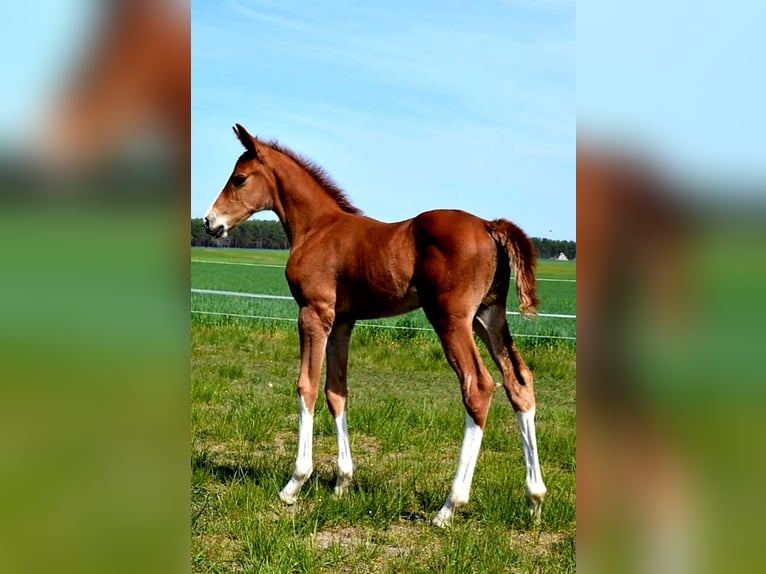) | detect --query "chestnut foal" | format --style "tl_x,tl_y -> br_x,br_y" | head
204,125 -> 546,526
